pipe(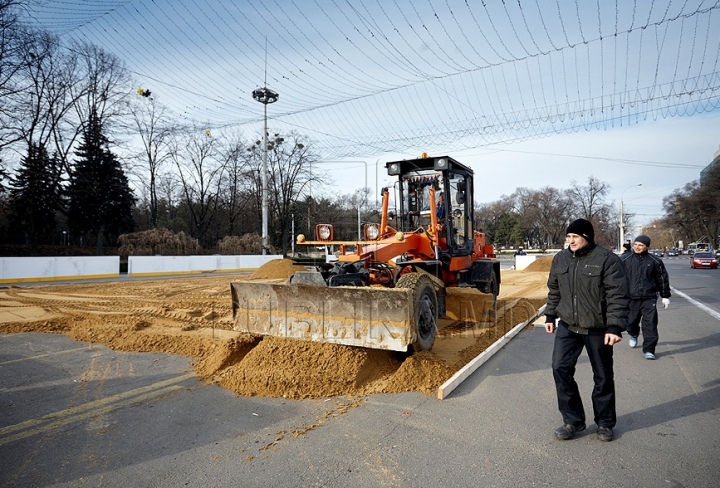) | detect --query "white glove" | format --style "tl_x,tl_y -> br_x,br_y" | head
662,298 -> 670,309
